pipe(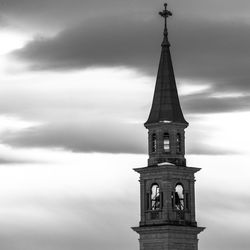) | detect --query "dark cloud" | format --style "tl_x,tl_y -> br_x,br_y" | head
0,146 -> 45,165
1,120 -> 238,155
6,0 -> 250,117
1,0 -> 162,31
0,156 -> 35,164
3,0 -> 250,155
0,75 -> 246,156
172,20 -> 250,92
2,121 -> 147,154
11,16 -> 160,74
3,0 -> 250,30
187,142 -> 237,155
12,16 -> 250,94
0,15 -> 7,27
182,91 -> 250,114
